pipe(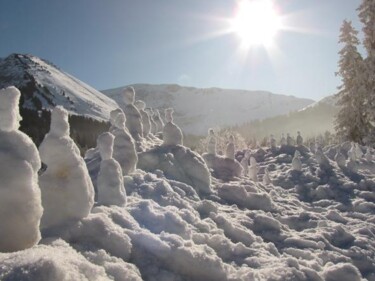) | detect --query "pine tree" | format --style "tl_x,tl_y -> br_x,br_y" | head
357,0 -> 375,142
335,20 -> 369,143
